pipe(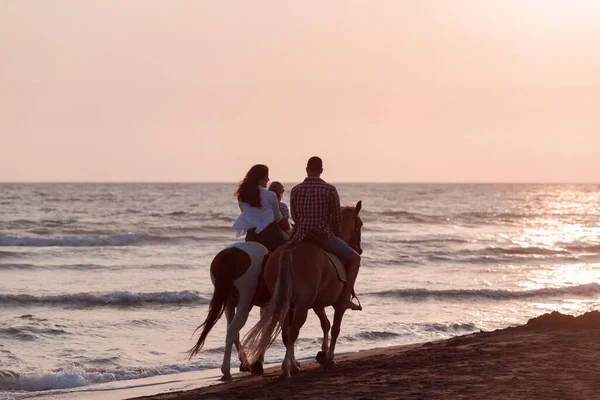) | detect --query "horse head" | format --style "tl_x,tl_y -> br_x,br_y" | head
340,200 -> 363,255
